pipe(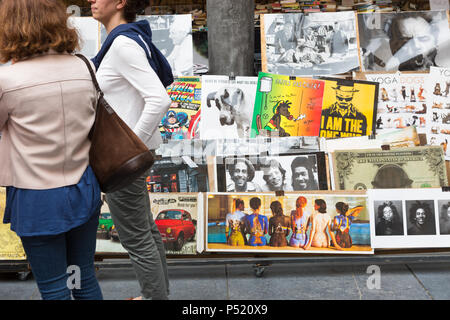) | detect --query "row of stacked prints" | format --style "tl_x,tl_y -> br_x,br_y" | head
1,10 -> 450,259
